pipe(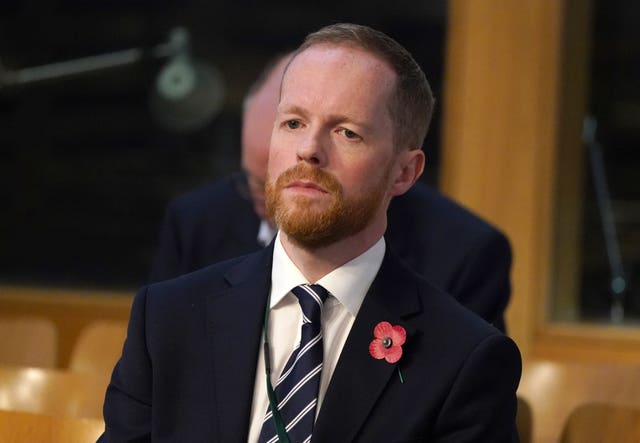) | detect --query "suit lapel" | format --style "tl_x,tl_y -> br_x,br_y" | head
314,249 -> 422,442
206,246 -> 273,442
